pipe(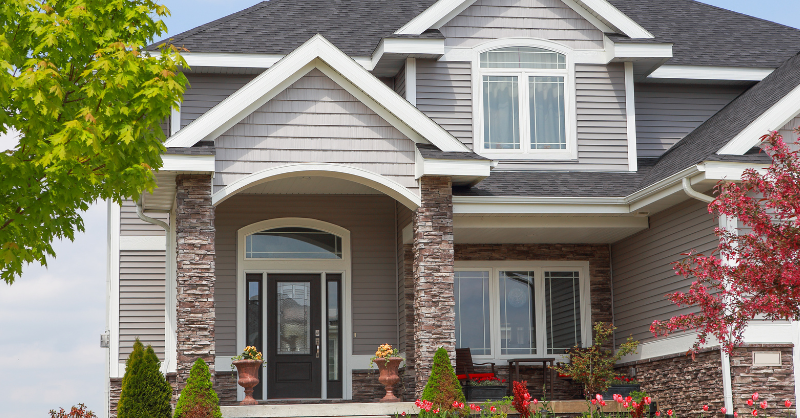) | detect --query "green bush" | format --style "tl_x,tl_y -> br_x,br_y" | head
117,339 -> 172,418
174,358 -> 222,418
419,347 -> 466,417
